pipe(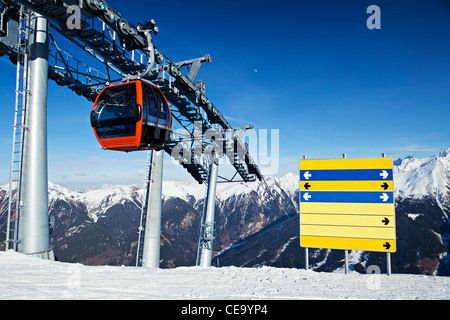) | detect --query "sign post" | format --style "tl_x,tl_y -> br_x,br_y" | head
299,157 -> 396,272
